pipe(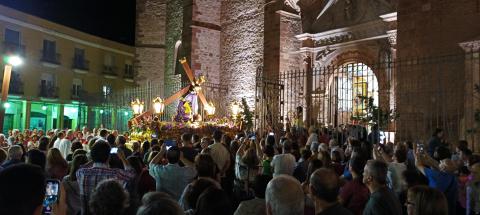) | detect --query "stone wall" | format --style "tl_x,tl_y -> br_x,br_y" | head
135,0 -> 167,85
396,0 -> 480,142
190,0 -> 221,84
221,0 -> 265,107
